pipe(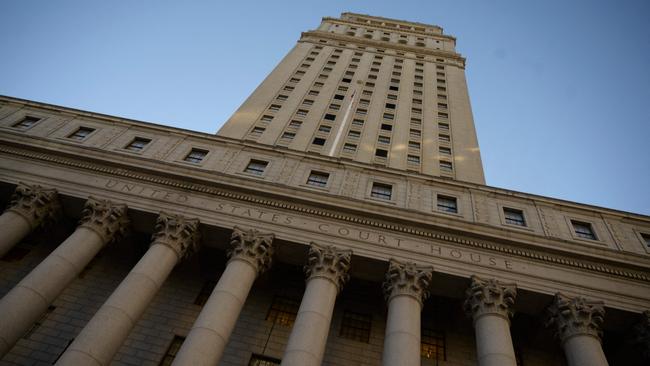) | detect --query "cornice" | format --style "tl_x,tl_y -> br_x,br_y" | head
300,31 -> 465,66
1,143 -> 648,283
